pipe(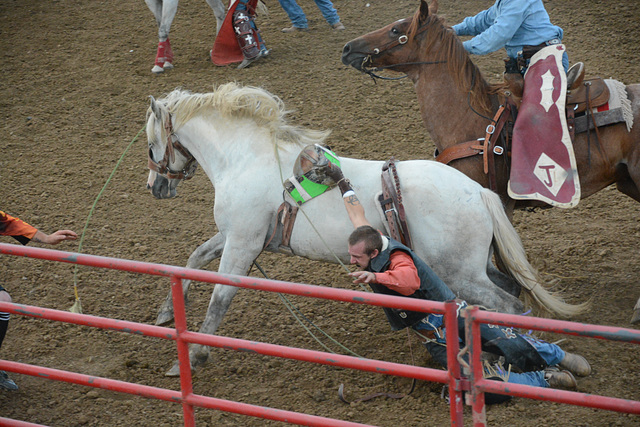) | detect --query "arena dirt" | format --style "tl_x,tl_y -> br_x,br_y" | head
1,0 -> 638,425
